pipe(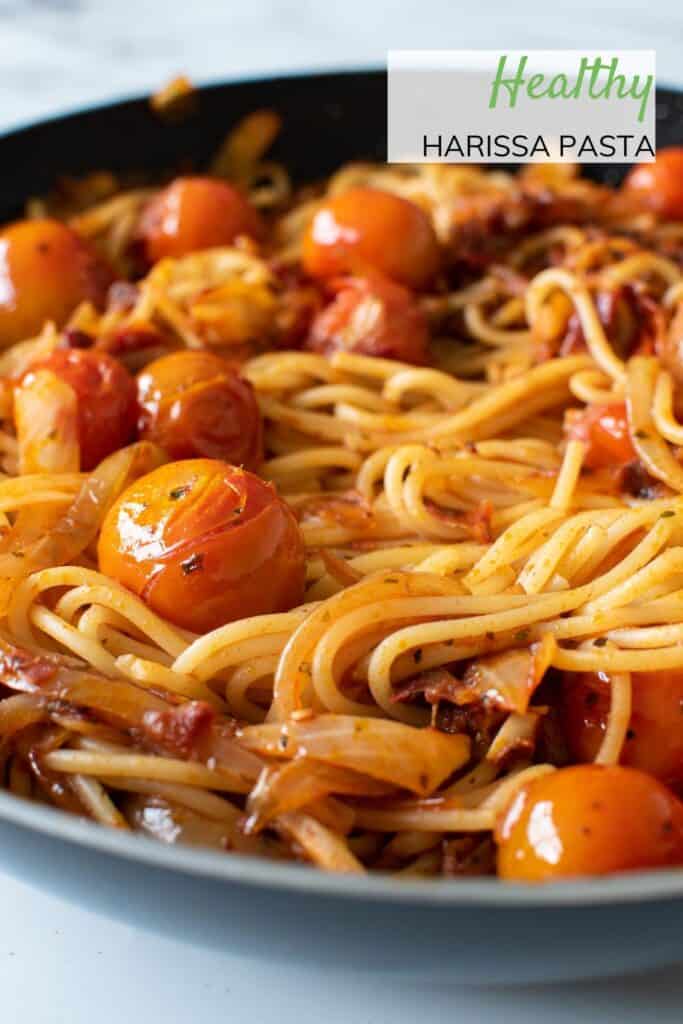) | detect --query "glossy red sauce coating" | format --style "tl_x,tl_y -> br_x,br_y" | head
305,273 -> 429,364
624,148 -> 683,220
20,348 -> 138,470
137,350 -> 263,469
565,402 -> 636,469
302,187 -> 440,290
496,764 -> 683,881
0,218 -> 113,347
136,176 -> 265,264
562,671 -> 683,789
98,459 -> 305,633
